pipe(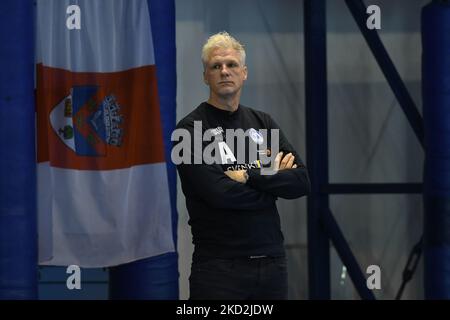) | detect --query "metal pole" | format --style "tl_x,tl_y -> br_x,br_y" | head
0,0 -> 37,299
304,0 -> 331,299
